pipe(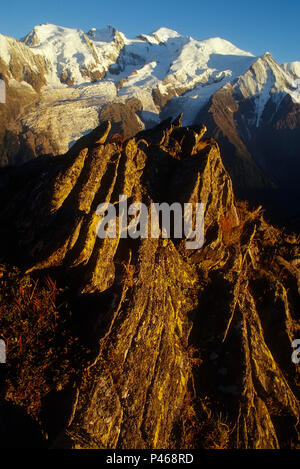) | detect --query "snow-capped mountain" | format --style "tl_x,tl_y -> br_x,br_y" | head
22,24 -> 254,89
283,61 -> 300,79
0,23 -> 300,220
22,24 -> 125,85
0,23 -> 260,160
195,51 -> 300,217
18,23 -> 259,128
